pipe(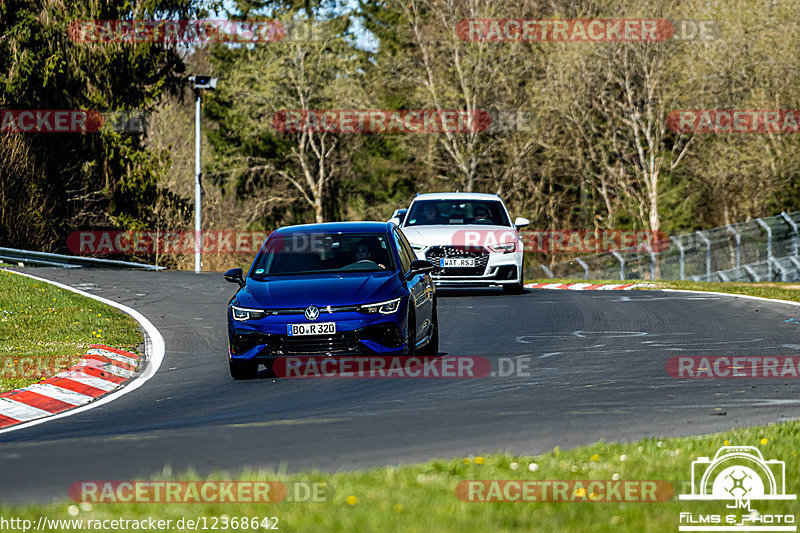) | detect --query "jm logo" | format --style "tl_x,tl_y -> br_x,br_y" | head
678,445 -> 796,531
